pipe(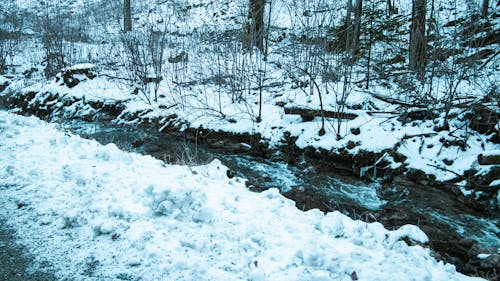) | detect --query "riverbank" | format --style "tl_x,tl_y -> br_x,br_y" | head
1,69 -> 498,214
1,72 -> 499,279
0,110 -> 491,280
